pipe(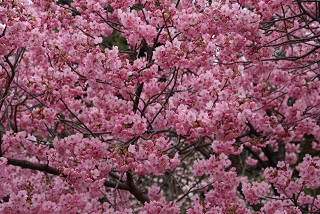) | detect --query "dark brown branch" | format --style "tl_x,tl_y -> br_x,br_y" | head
5,156 -> 151,204
126,171 -> 150,204
104,180 -> 130,191
244,146 -> 267,168
297,0 -> 317,21
176,175 -> 205,202
0,24 -> 6,38
261,145 -> 277,168
6,158 -> 60,175
0,48 -> 25,111
60,98 -> 96,137
133,82 -> 144,113
245,121 -> 278,168
262,46 -> 320,61
277,140 -> 286,162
